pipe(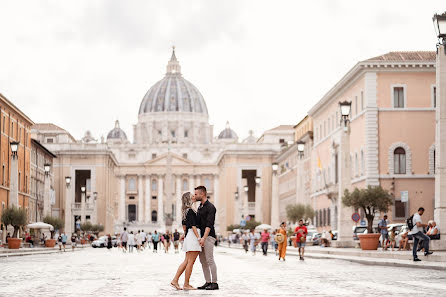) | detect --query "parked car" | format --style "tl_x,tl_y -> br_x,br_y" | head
92,235 -> 118,248
311,233 -> 322,245
352,226 -> 368,240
